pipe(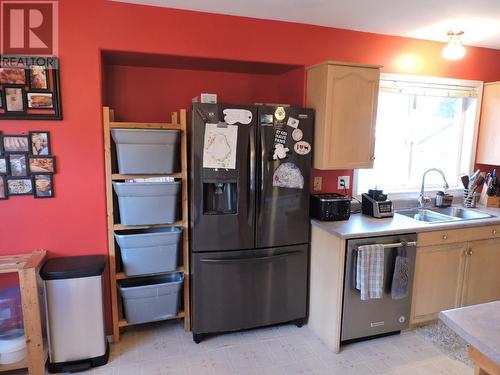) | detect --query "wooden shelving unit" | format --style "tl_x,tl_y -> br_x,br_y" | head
103,106 -> 190,343
0,250 -> 47,375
